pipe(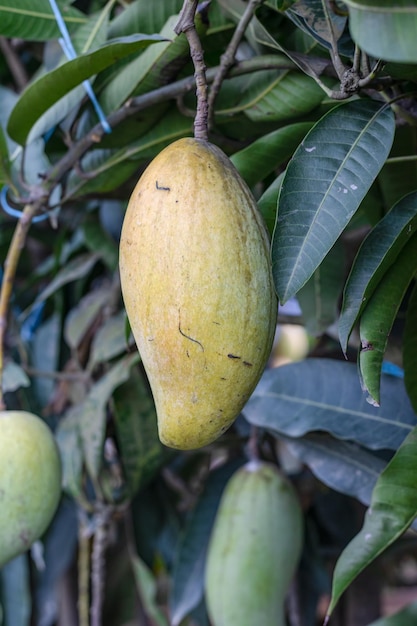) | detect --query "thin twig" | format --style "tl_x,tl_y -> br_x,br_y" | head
174,0 -> 209,140
247,426 -> 260,462
90,507 -> 111,626
207,0 -> 263,129
0,202 -> 43,409
324,0 -> 346,80
0,37 -> 29,91
77,518 -> 91,626
23,365 -> 90,381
